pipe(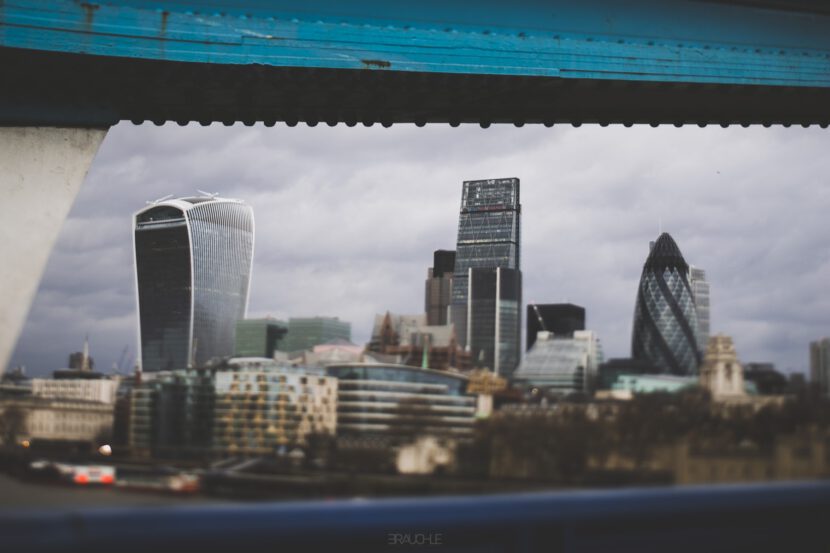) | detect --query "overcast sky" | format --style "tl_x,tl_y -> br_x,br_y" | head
8,123 -> 830,376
